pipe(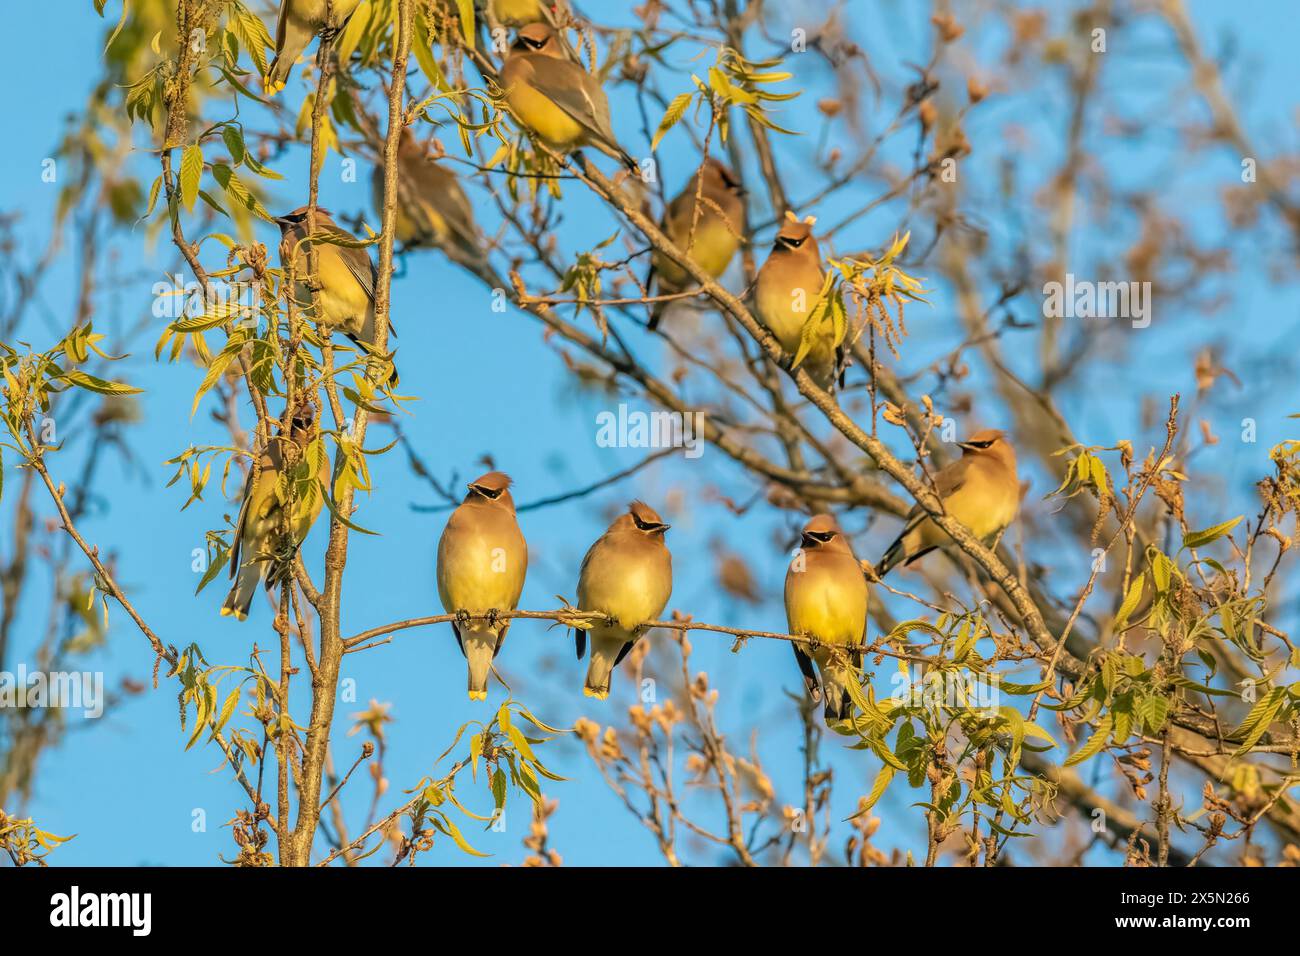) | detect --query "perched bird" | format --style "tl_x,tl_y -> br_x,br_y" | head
267,0 -> 363,93
436,472 -> 528,701
372,130 -> 484,269
754,211 -> 837,389
575,501 -> 672,699
222,401 -> 328,621
499,23 -> 635,167
876,429 -> 1020,577
784,514 -> 868,722
275,206 -> 397,384
646,158 -> 746,330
